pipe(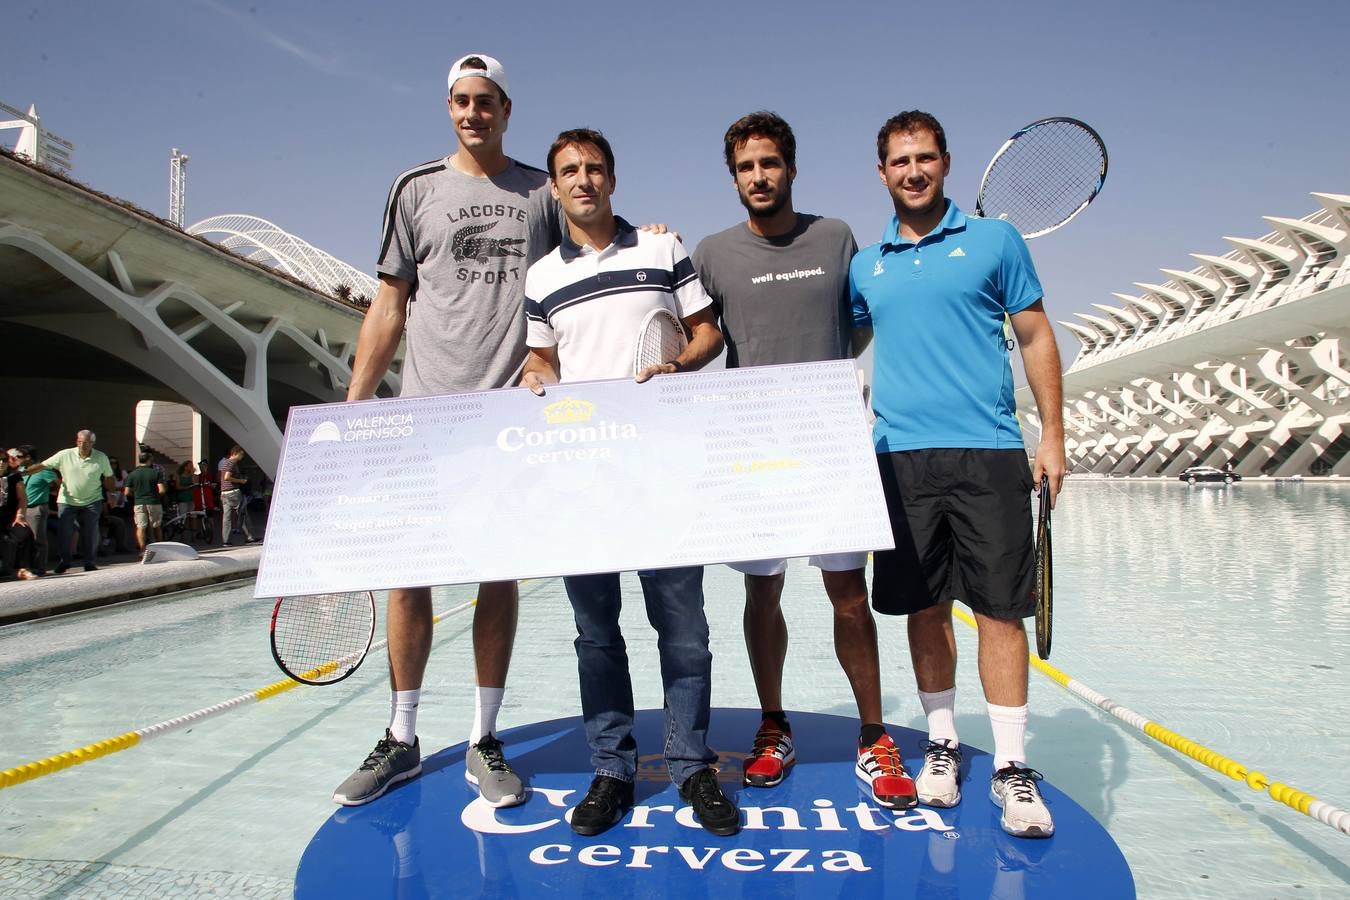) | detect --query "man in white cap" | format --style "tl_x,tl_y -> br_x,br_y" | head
333,53 -> 560,809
